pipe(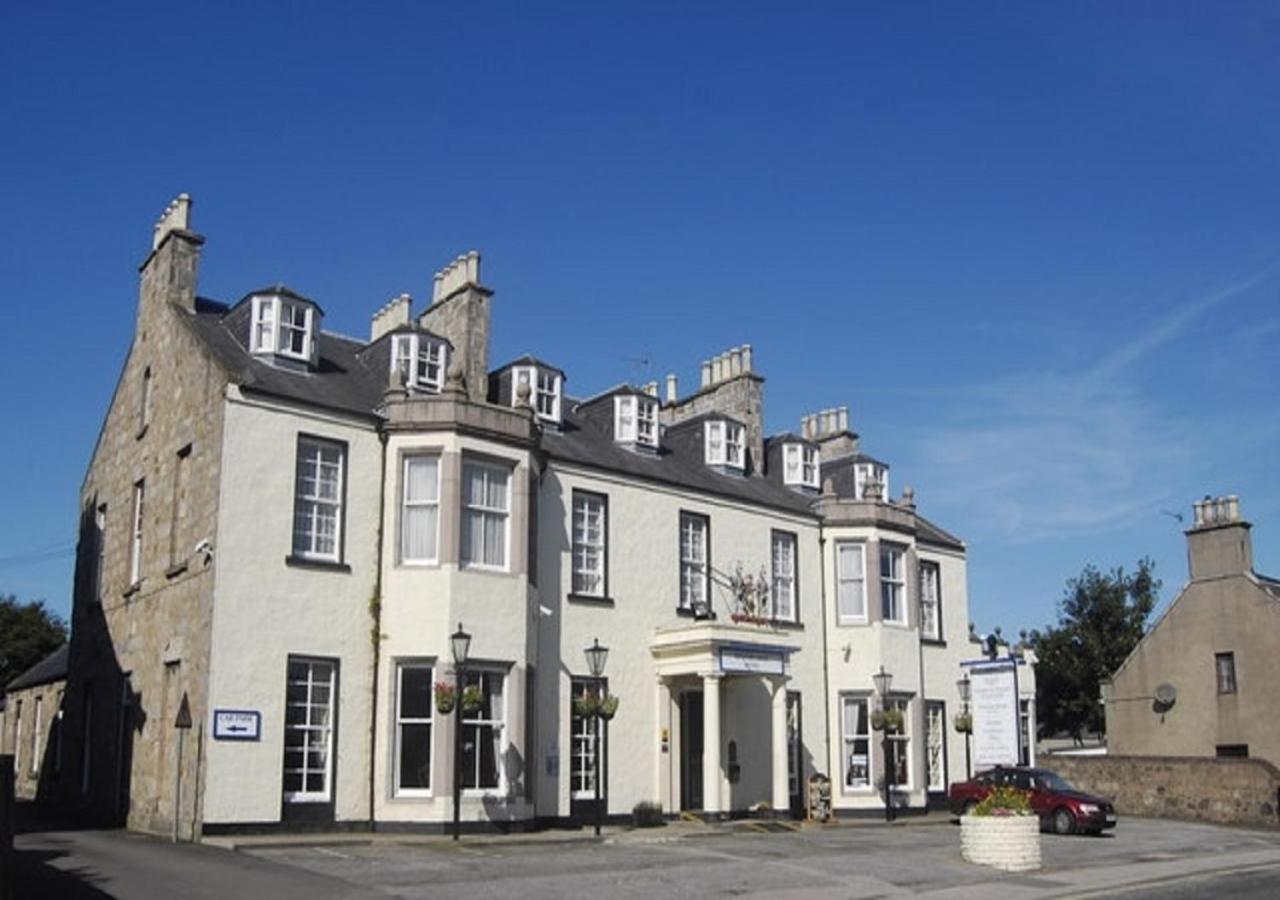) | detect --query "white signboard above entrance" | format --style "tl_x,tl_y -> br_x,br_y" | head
213,709 -> 262,742
967,659 -> 1020,768
719,647 -> 786,675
